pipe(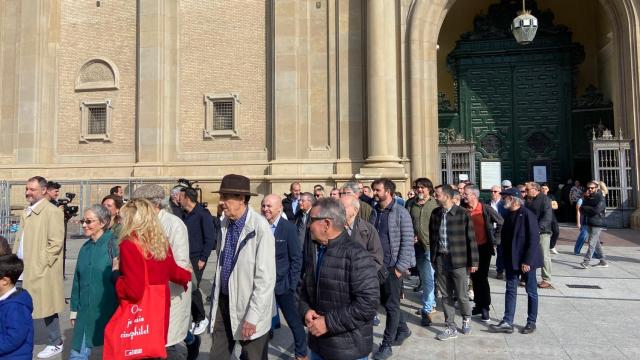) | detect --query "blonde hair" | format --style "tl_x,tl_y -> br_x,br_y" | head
598,181 -> 609,196
120,198 -> 169,260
